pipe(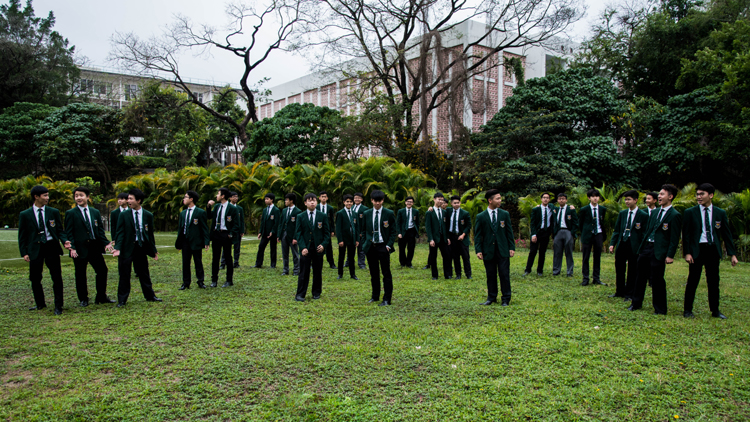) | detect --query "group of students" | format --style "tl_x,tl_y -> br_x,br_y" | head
18,182 -> 738,318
